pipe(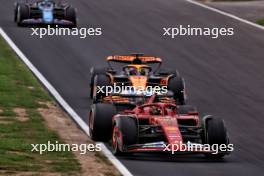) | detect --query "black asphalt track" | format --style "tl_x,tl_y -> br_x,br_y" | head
1,0 -> 264,175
